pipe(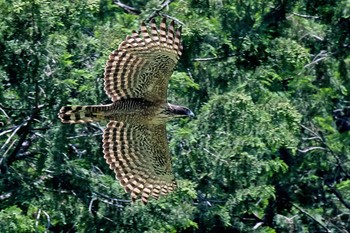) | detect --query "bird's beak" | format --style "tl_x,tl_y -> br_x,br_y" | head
187,110 -> 195,118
